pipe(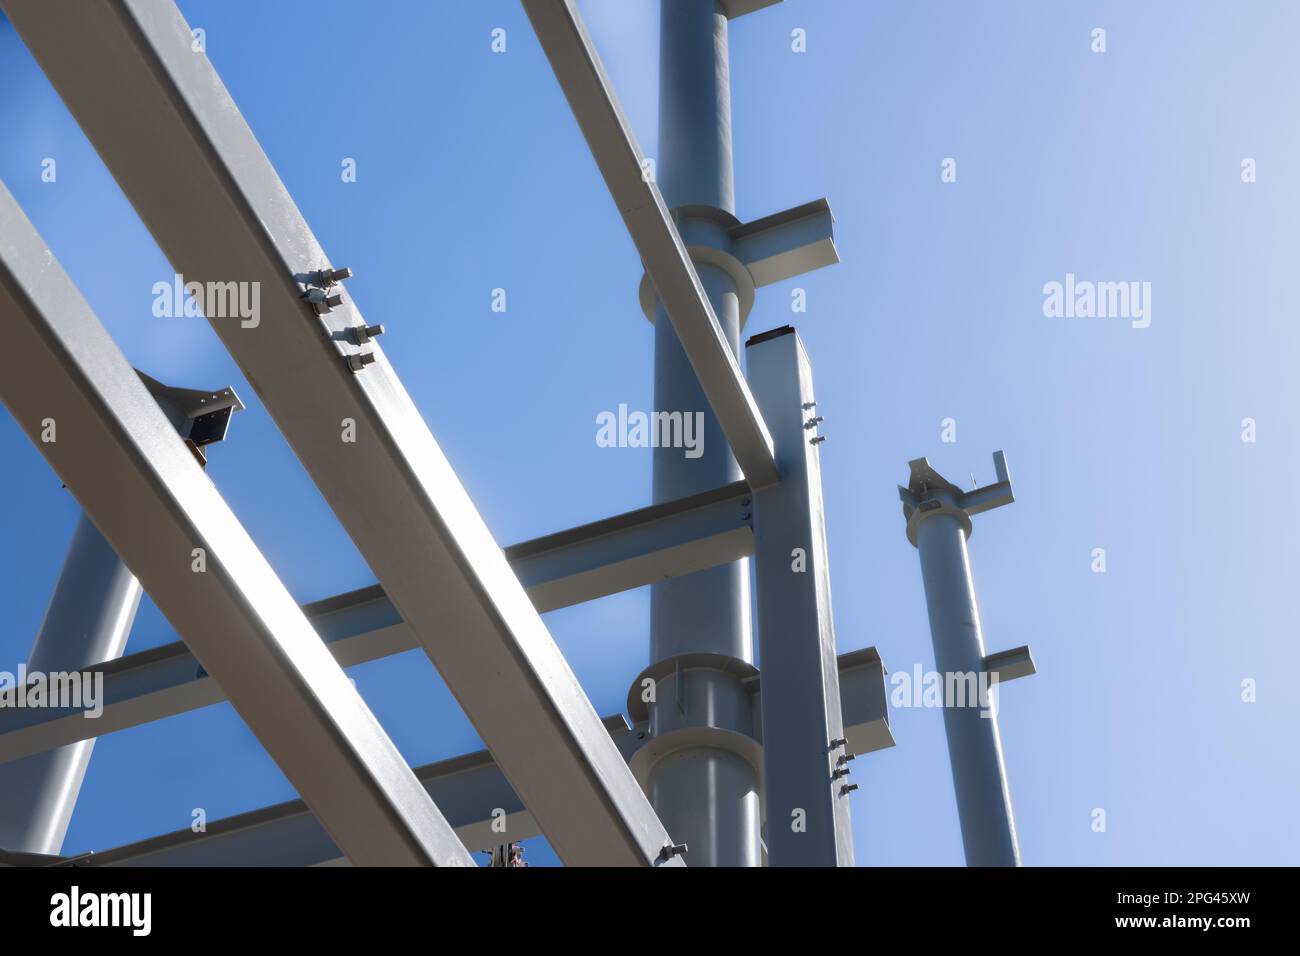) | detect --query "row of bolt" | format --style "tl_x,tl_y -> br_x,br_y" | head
303,266 -> 386,373
804,401 -> 826,445
831,737 -> 858,796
